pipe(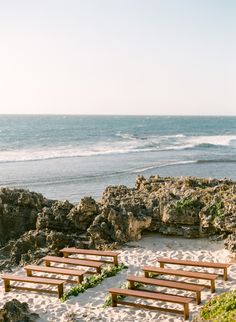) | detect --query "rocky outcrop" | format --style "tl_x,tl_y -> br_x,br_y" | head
36,200 -> 74,232
87,185 -> 153,244
0,188 -> 51,246
0,192 -> 96,268
88,176 -> 236,248
224,233 -> 236,253
1,229 -> 84,266
0,299 -> 39,322
68,197 -> 99,231
1,175 -> 236,269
